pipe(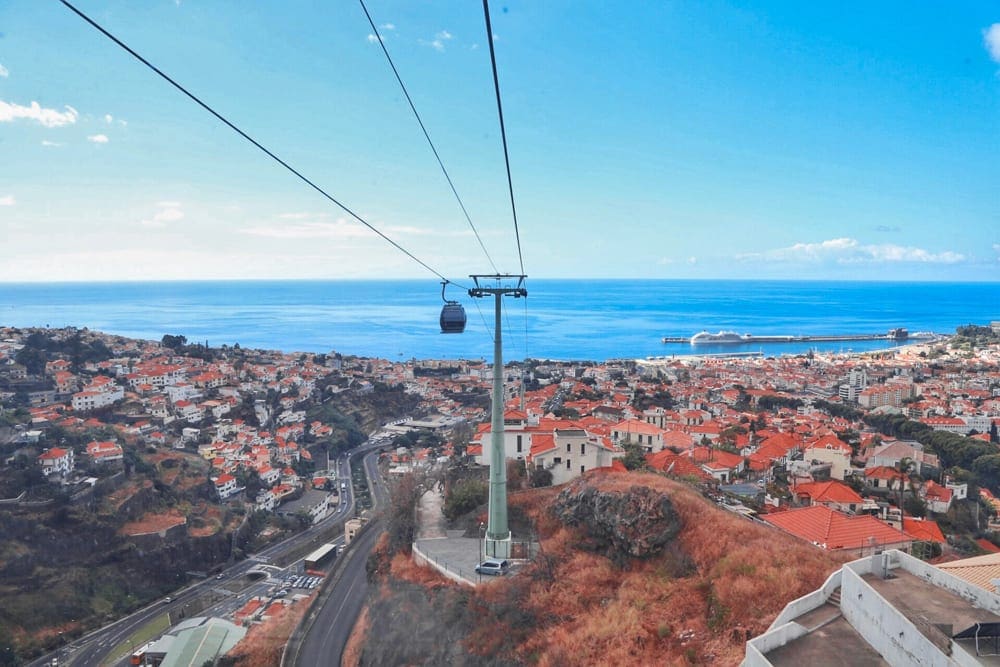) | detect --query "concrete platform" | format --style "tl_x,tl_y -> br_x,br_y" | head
765,616 -> 888,666
412,489 -> 528,586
